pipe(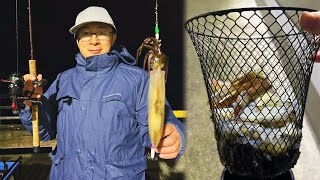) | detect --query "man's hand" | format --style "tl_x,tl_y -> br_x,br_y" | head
300,11 -> 320,62
23,74 -> 43,107
156,123 -> 181,159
